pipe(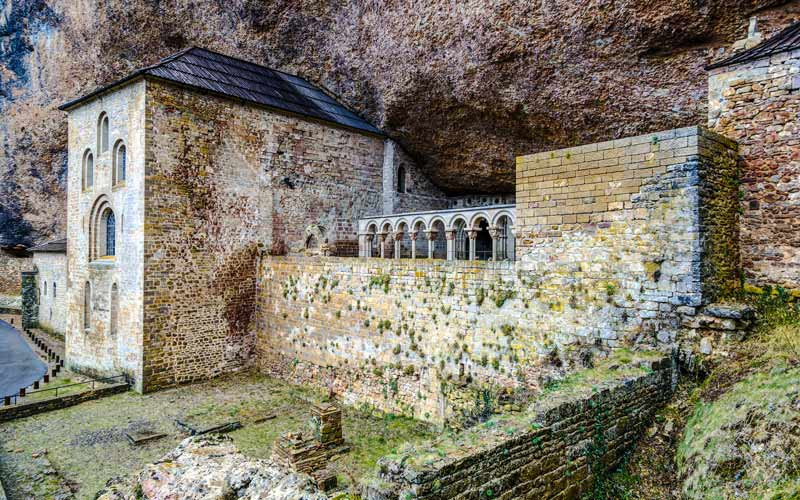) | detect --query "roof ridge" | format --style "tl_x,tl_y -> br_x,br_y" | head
183,46 -> 315,84
59,47 -> 384,136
